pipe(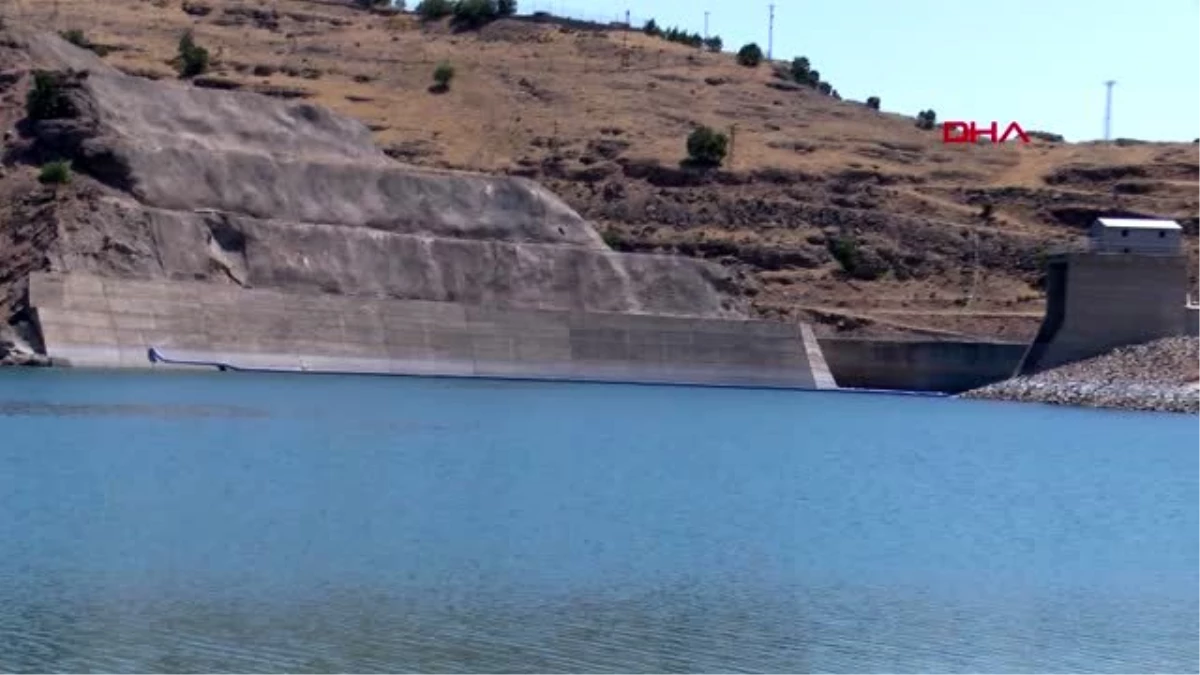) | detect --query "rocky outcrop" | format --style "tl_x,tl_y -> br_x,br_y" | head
961,337 -> 1200,414
0,27 -> 747,334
